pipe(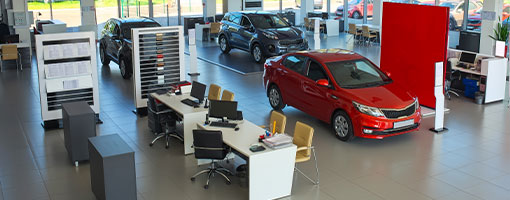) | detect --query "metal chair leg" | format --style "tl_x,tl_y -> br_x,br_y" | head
295,147 -> 320,185
215,170 -> 231,183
